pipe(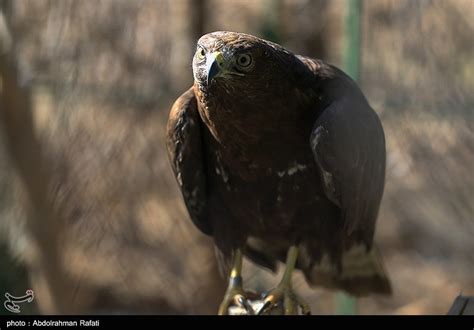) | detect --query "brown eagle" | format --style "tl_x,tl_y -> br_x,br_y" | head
166,31 -> 391,315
